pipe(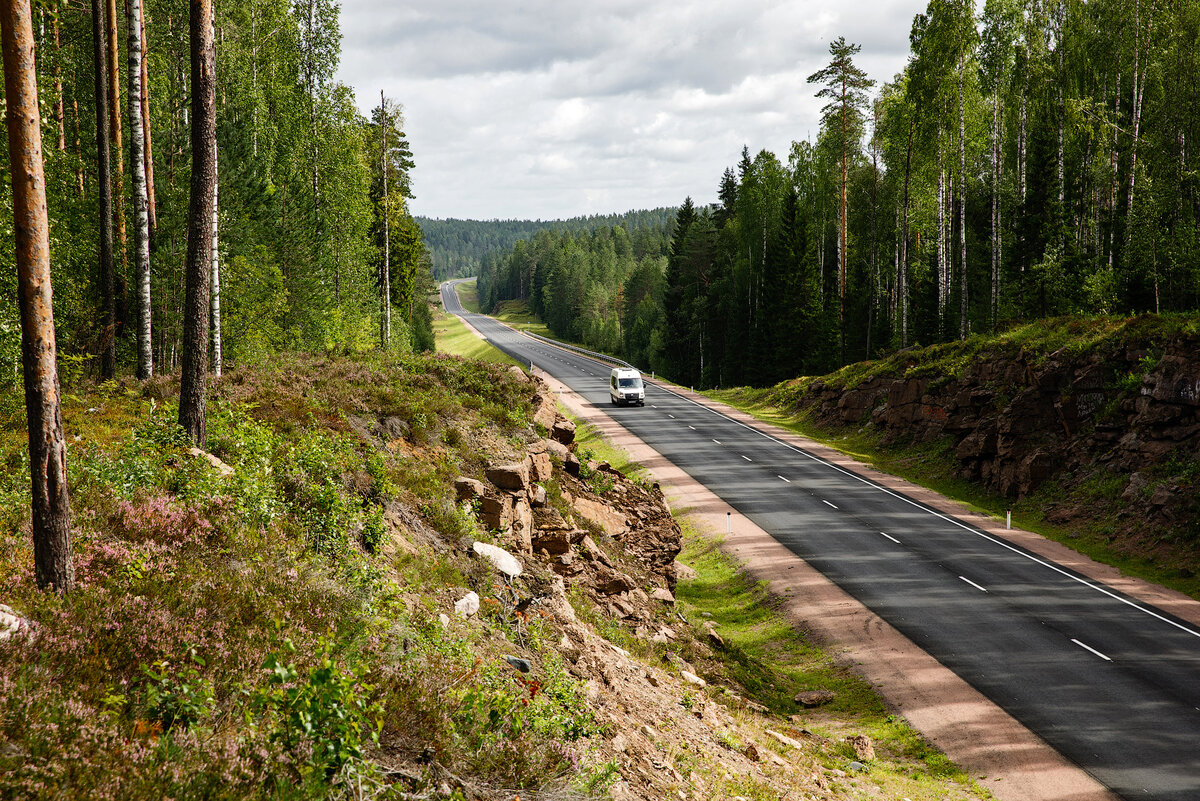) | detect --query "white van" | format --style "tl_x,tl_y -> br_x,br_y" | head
609,367 -> 645,407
